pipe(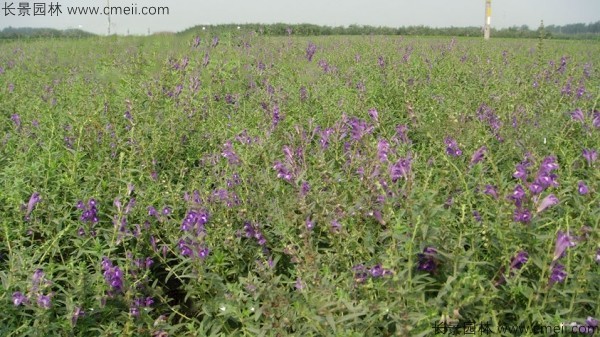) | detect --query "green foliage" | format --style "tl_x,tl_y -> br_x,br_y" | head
0,33 -> 599,336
